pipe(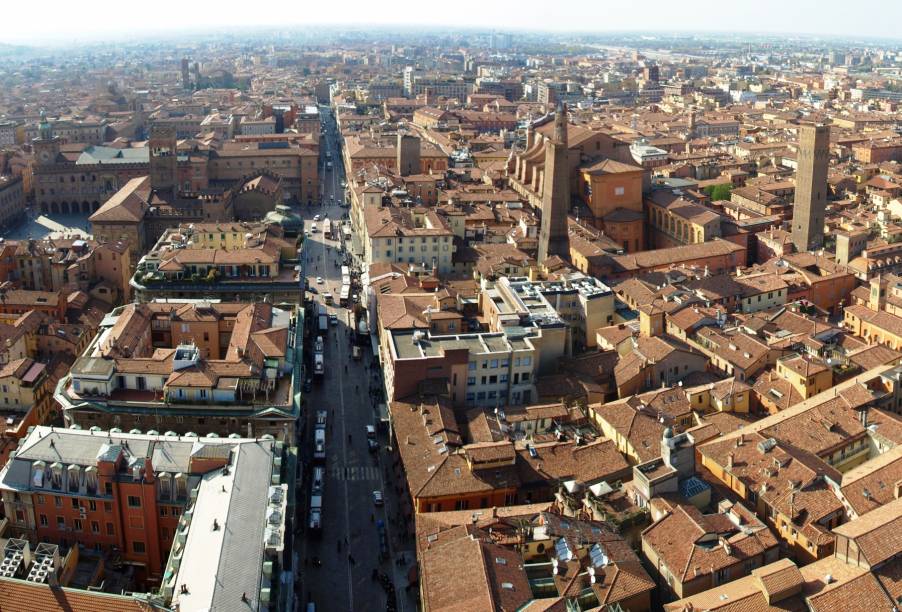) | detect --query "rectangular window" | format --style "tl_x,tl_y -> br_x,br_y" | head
490,359 -> 499,368
132,541 -> 145,554
106,522 -> 114,536
127,496 -> 141,508
56,516 -> 65,530
54,496 -> 62,508
160,507 -> 168,517
89,500 -> 97,511
91,521 -> 100,534
71,498 -> 79,509
39,514 -> 48,526
73,519 -> 82,532
467,377 -> 476,385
